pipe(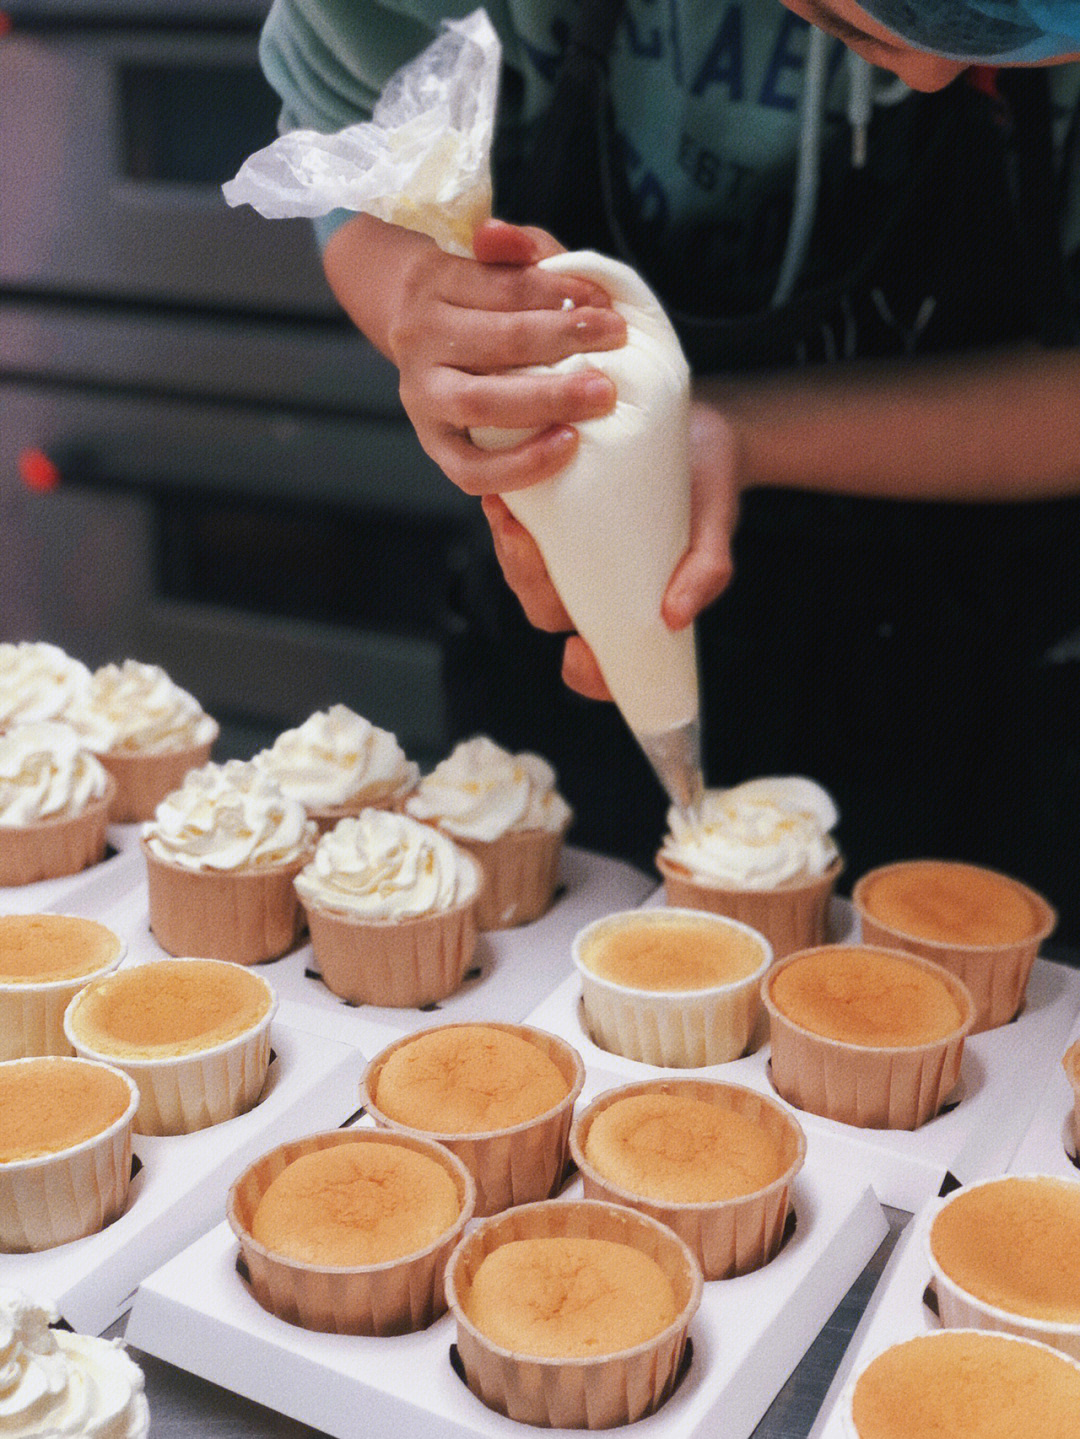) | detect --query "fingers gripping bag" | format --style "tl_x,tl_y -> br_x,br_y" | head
224,9 -> 703,814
